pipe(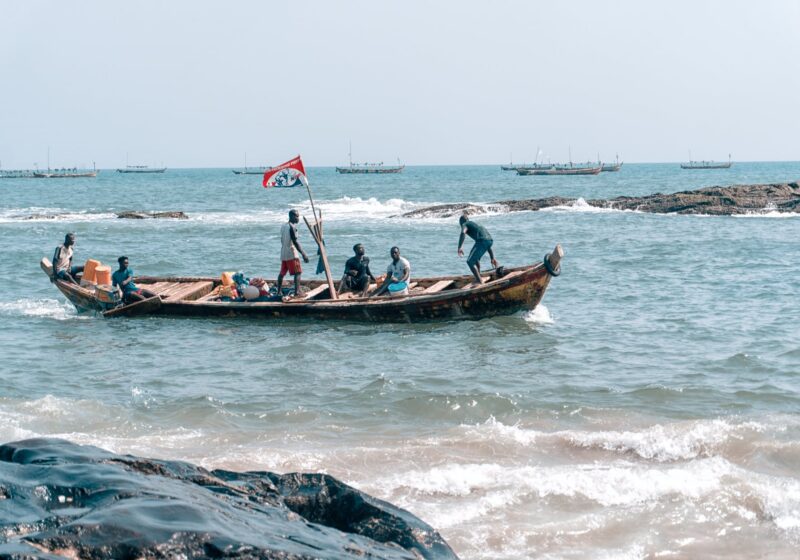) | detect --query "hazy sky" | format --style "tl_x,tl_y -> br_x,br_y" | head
2,1 -> 799,168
